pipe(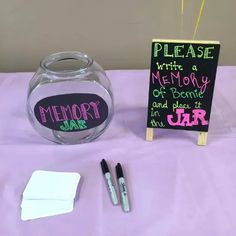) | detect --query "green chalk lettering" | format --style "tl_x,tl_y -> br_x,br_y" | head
192,65 -> 198,71
204,46 -> 214,59
154,43 -> 162,57
152,100 -> 168,109
172,101 -> 191,112
60,119 -> 87,131
164,44 -> 174,57
150,108 -> 160,117
69,120 -> 79,130
150,119 -> 165,128
77,119 -> 87,129
60,120 -> 70,131
153,43 -> 216,59
197,46 -> 204,58
174,45 -> 184,58
170,87 -> 204,99
186,44 -> 196,58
